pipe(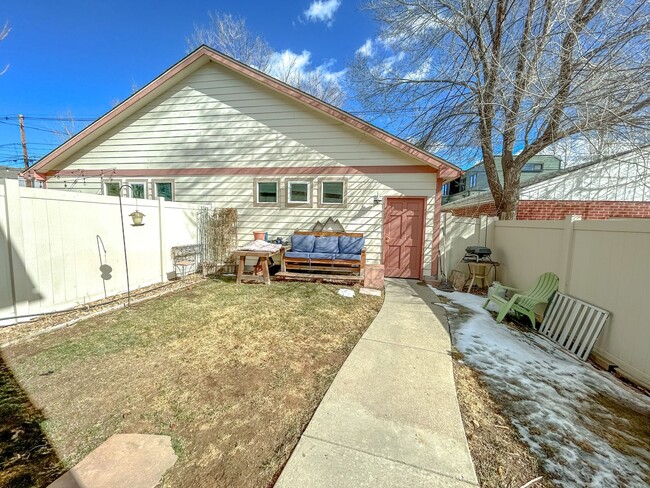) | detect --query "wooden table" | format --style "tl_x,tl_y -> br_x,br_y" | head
465,261 -> 500,292
234,248 -> 283,285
